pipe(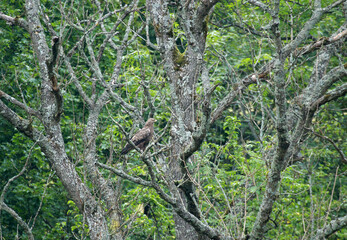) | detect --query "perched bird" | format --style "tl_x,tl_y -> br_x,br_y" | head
120,118 -> 156,155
